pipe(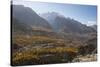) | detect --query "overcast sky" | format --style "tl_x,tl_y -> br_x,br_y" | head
12,0 -> 97,26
